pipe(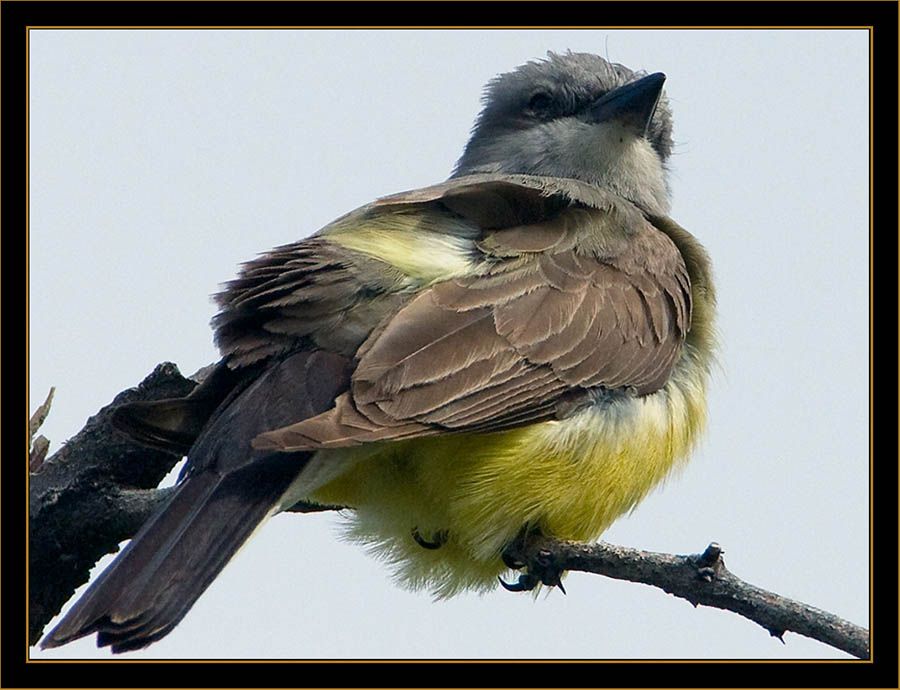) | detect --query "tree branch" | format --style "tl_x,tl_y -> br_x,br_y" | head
29,364 -> 196,645
28,365 -> 870,658
503,537 -> 869,659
